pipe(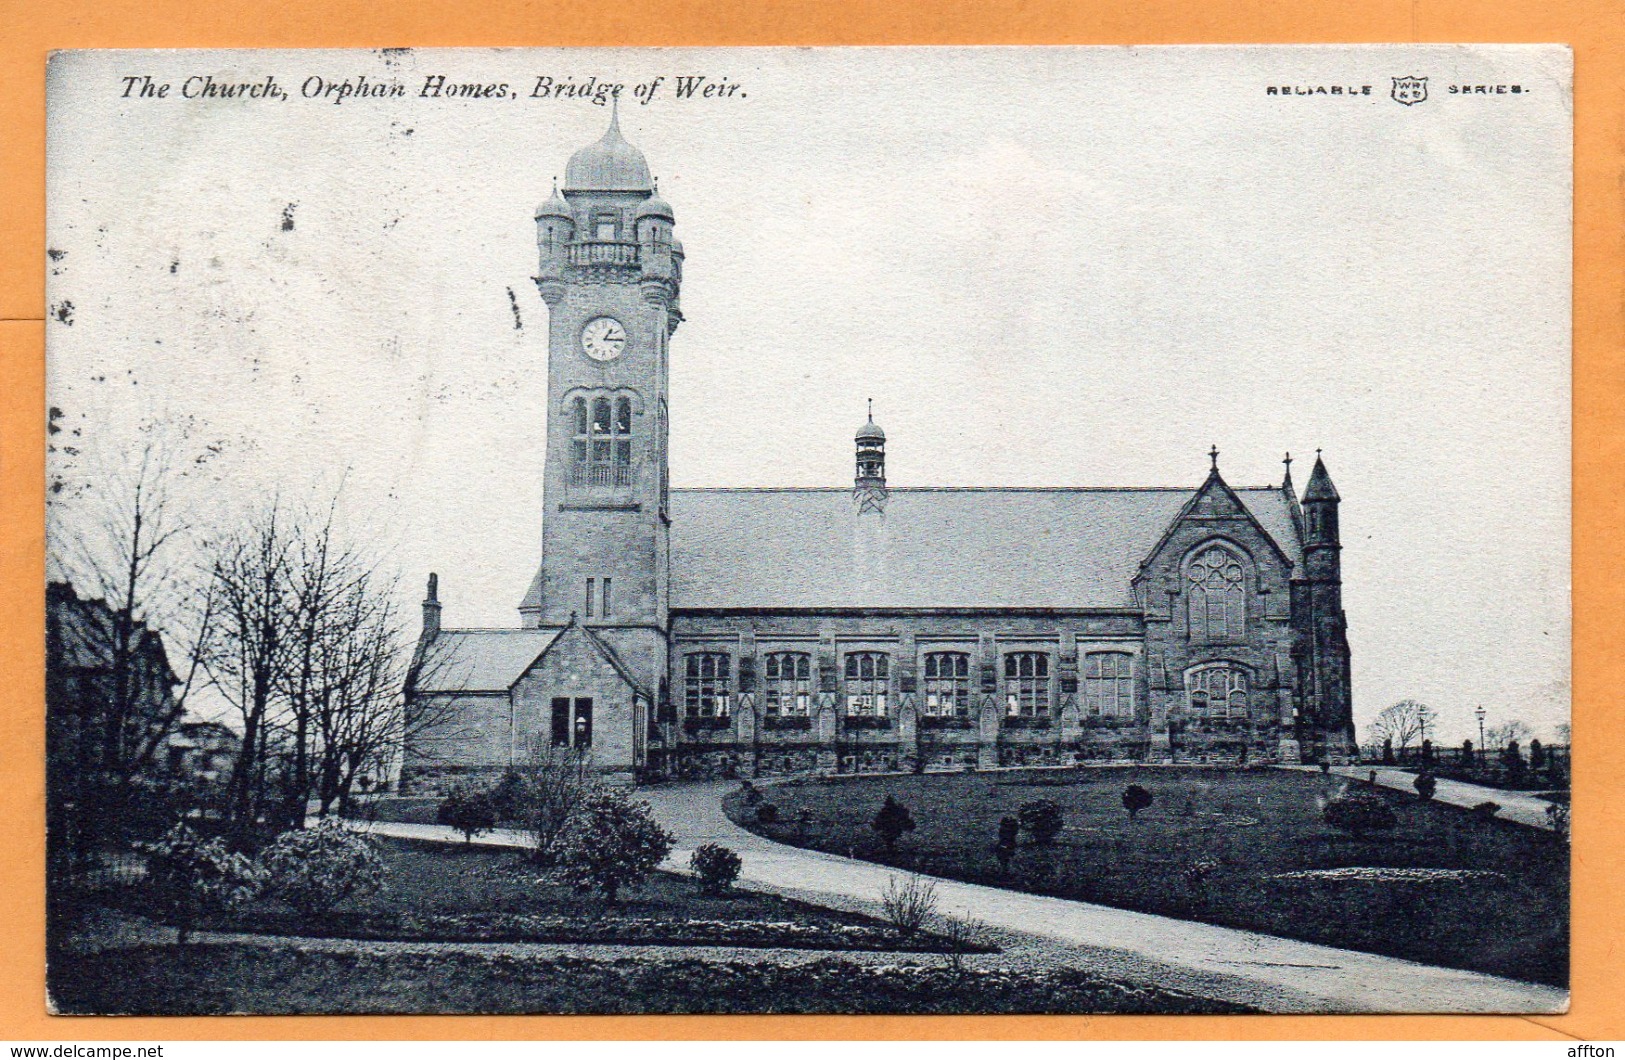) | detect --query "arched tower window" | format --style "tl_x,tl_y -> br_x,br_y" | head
922,652 -> 971,717
1004,652 -> 1050,716
1186,664 -> 1249,720
1084,652 -> 1136,718
763,652 -> 811,716
683,652 -> 731,718
844,652 -> 889,716
1187,544 -> 1247,642
571,393 -> 633,488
